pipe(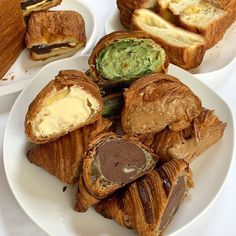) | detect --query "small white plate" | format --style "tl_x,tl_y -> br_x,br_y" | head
3,55 -> 234,236
105,10 -> 236,75
0,0 -> 97,97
